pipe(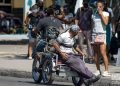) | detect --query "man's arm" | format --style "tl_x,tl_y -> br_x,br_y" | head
52,35 -> 68,60
24,12 -> 30,25
52,42 -> 62,54
98,10 -> 109,25
75,8 -> 80,25
75,19 -> 79,25
32,19 -> 43,34
75,8 -> 83,32
52,42 -> 68,60
75,45 -> 85,56
56,16 -> 75,24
